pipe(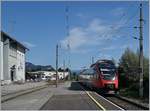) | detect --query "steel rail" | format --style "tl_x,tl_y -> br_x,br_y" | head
94,92 -> 125,110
